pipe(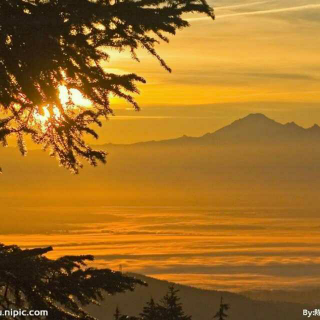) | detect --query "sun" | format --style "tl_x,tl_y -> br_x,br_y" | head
33,86 -> 92,128
58,86 -> 92,108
